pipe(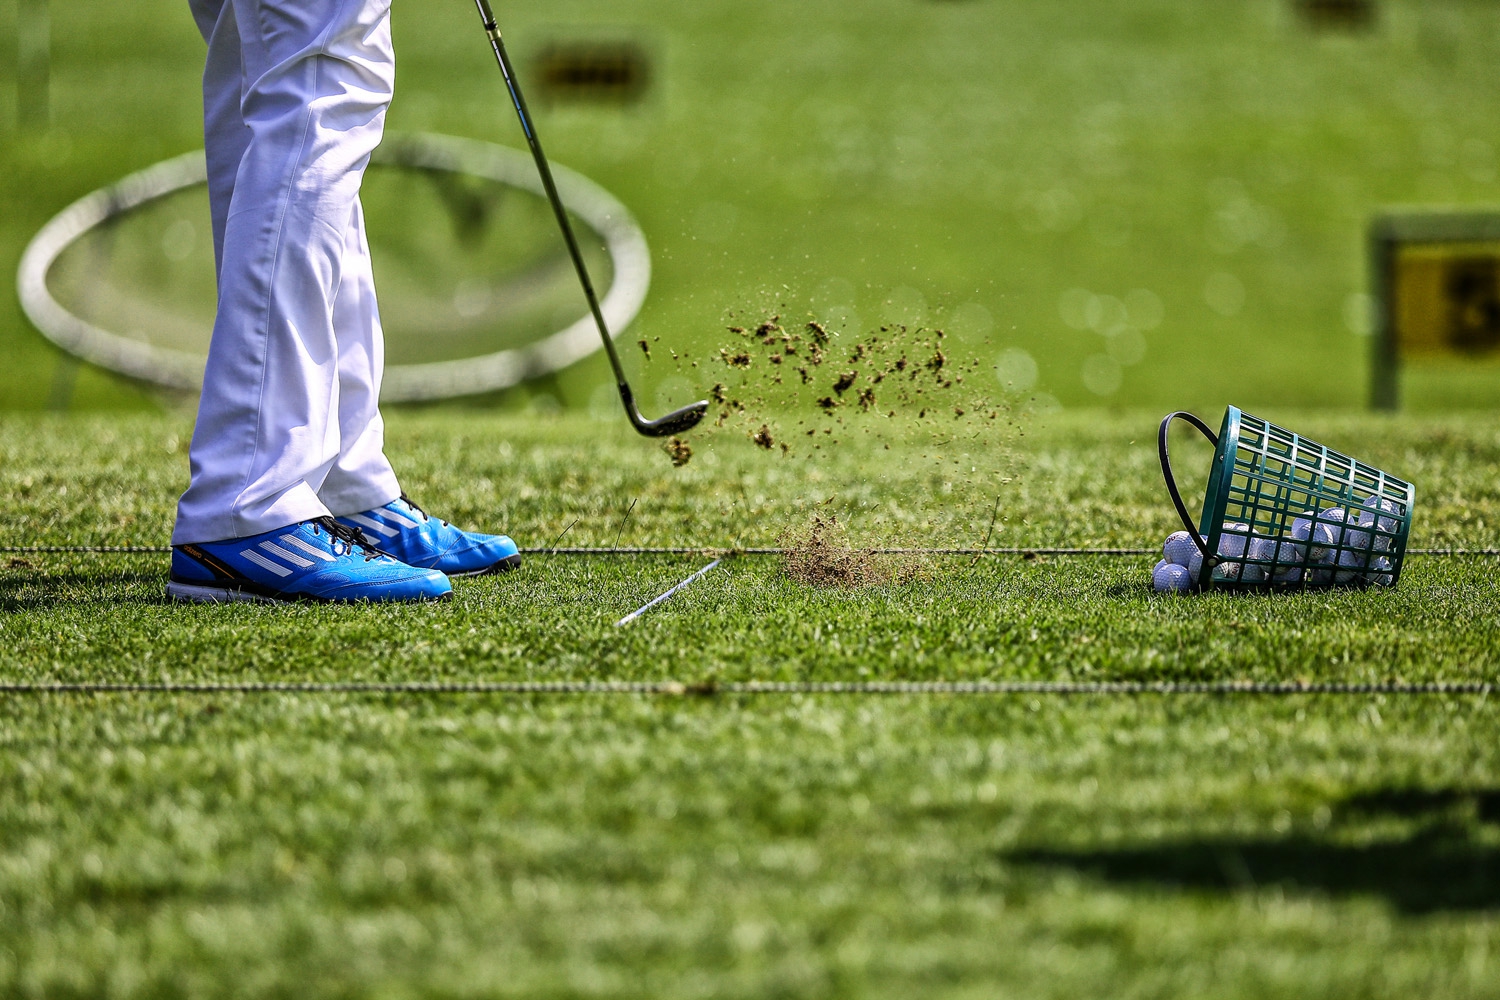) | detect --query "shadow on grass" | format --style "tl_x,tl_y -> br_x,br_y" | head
0,570 -> 168,612
1005,787 -> 1500,914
